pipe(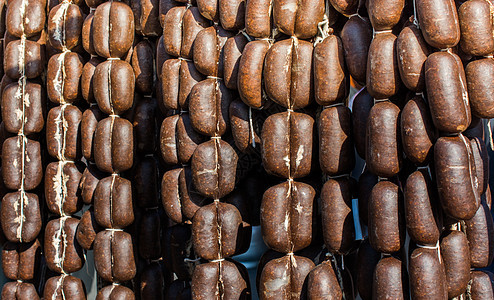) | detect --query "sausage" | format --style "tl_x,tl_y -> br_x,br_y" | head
191,139 -> 238,199
44,217 -> 84,274
459,0 -> 494,56
4,39 -> 44,79
368,181 -> 405,253
314,35 -> 348,106
263,38 -> 313,110
409,247 -> 448,299
192,201 -> 243,260
133,157 -> 159,208
1,281 -> 40,300
2,137 -> 42,191
465,200 -> 494,268
223,34 -> 248,90
329,0 -> 358,15
229,98 -> 261,153
434,136 -> 480,220
245,0 -> 271,38
366,32 -> 401,99
396,24 -> 430,92
44,161 -> 83,216
76,208 -> 100,250
372,256 -> 408,299
2,81 -> 45,135
6,0 -> 45,38
94,175 -> 134,229
80,163 -> 104,205
440,230 -> 470,298
237,40 -> 270,109
43,275 -> 86,300
132,96 -> 157,154
47,3 -> 83,51
357,170 -> 378,227
470,271 -> 494,300
92,1 -> 135,59
163,7 -> 209,58
400,96 -> 436,165
416,0 -> 460,49
319,106 -> 354,175
261,181 -> 315,253
189,78 -> 233,137
259,254 -> 315,299
46,105 -> 82,161
366,101 -> 402,178
1,192 -> 41,243
261,112 -> 314,179
272,0 -> 324,39
219,0 -> 246,31
93,116 -> 134,174
46,52 -> 84,104
340,16 -> 372,85
321,178 -> 355,255
2,239 -> 40,281
193,25 -> 233,77
191,260 -> 250,299
161,167 -> 207,223
93,60 -> 135,115
367,0 -> 404,31
93,230 -> 137,282
140,262 -> 165,300
466,58 -> 494,119
82,13 -> 96,56
96,285 -> 135,300
425,51 -> 470,133
81,57 -> 104,104
131,40 -> 154,94
470,137 -> 489,195
138,210 -> 161,260
307,260 -> 342,299
404,170 -> 440,246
